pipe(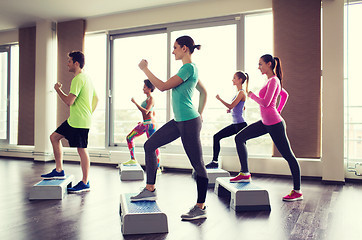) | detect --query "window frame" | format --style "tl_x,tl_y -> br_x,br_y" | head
106,13 -> 273,157
0,45 -> 11,144
108,28 -> 168,147
344,1 -> 362,169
